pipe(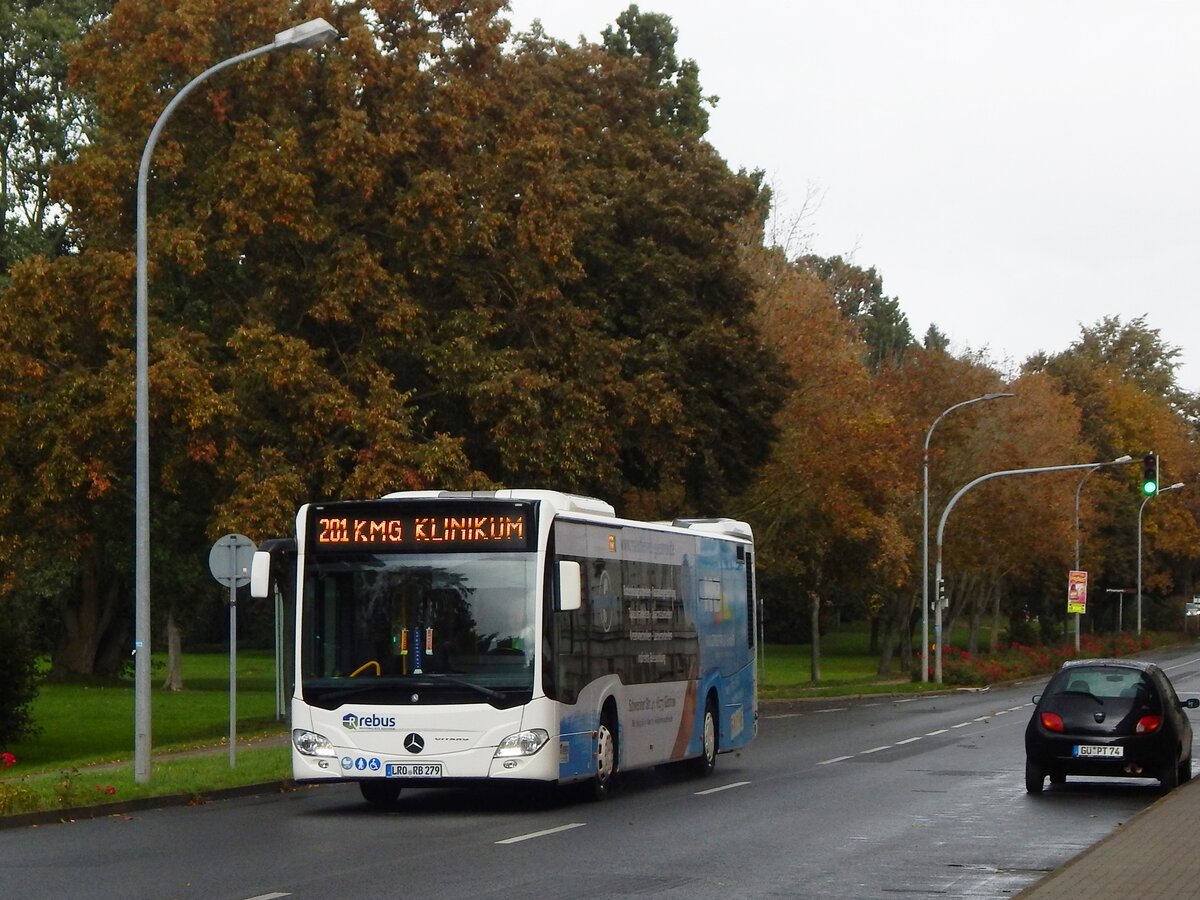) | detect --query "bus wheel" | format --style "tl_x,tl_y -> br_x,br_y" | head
360,780 -> 401,808
591,710 -> 618,801
689,696 -> 718,777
